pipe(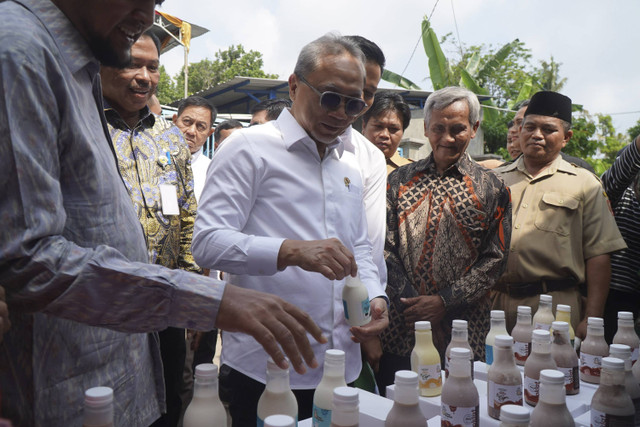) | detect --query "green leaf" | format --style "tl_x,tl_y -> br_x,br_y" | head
381,69 -> 421,90
464,51 -> 481,77
421,17 -> 452,89
507,76 -> 533,110
476,39 -> 519,82
459,69 -> 496,123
